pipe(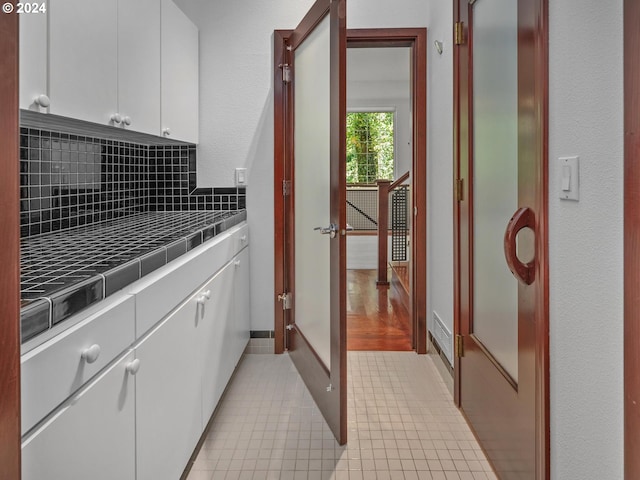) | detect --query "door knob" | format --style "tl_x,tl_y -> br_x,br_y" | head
503,207 -> 535,285
126,359 -> 141,375
314,224 -> 338,238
